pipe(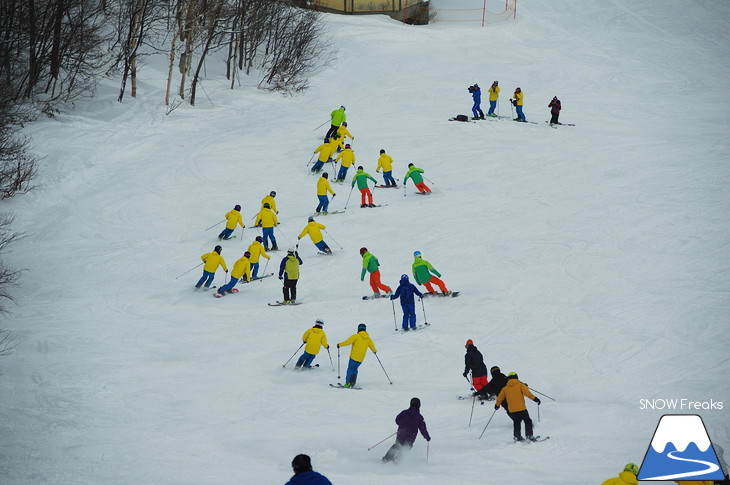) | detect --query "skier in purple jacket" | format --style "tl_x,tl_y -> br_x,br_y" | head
390,274 -> 424,331
382,397 -> 431,463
